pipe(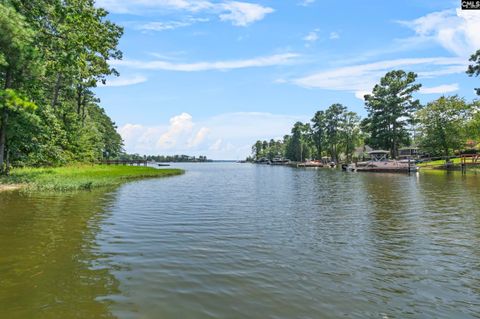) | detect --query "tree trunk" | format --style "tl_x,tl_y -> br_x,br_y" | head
392,125 -> 397,159
81,102 -> 86,126
5,146 -> 10,175
1,69 -> 12,174
77,85 -> 83,115
0,108 -> 8,174
51,74 -> 63,109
